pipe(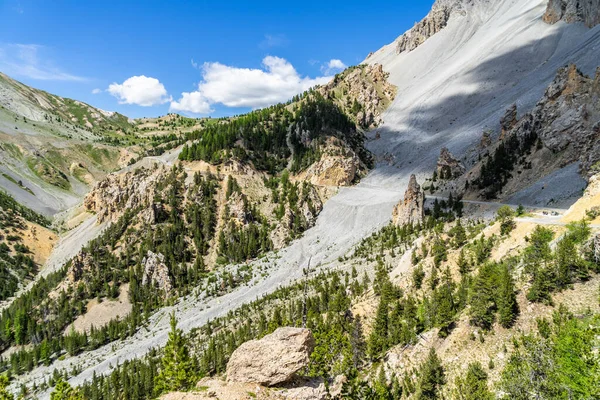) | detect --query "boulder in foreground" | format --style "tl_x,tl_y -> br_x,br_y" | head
226,327 -> 314,386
